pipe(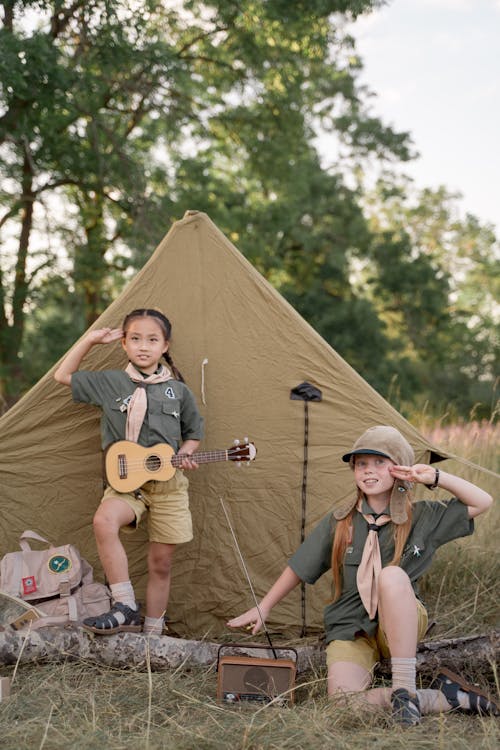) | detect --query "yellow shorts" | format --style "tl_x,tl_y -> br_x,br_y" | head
325,599 -> 428,673
101,469 -> 192,545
